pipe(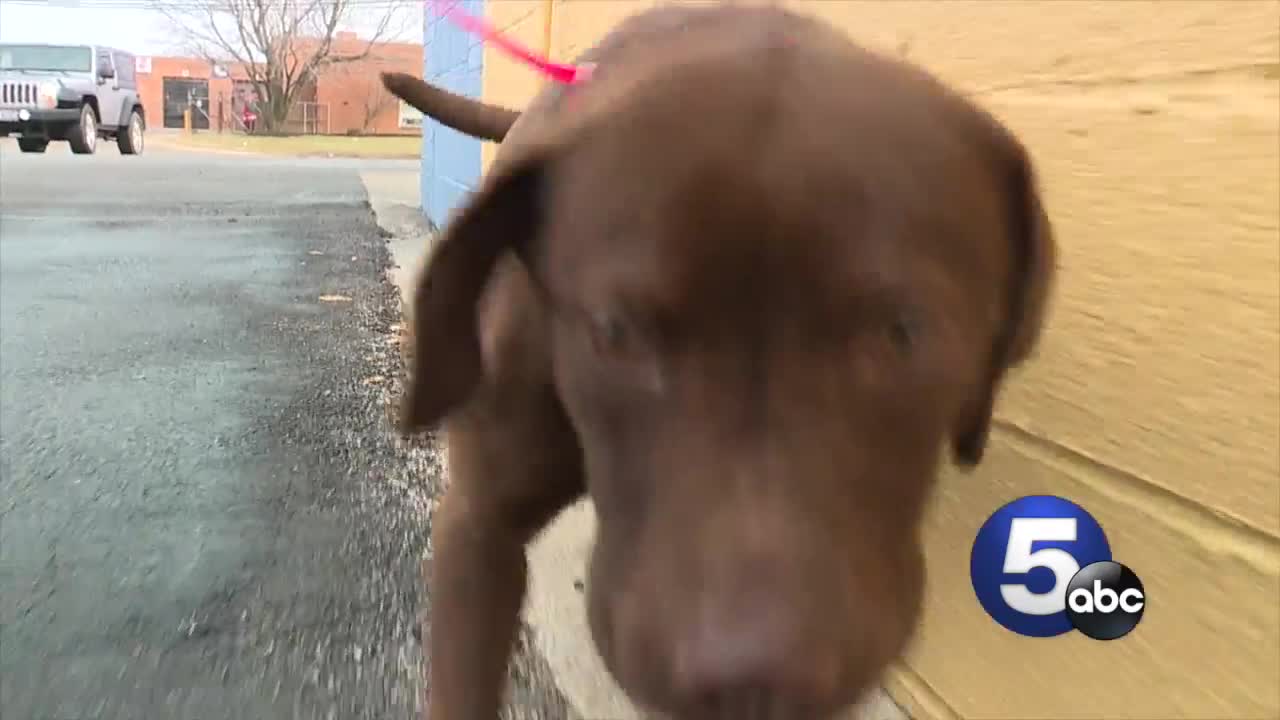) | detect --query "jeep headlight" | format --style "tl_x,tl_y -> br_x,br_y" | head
36,82 -> 58,110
